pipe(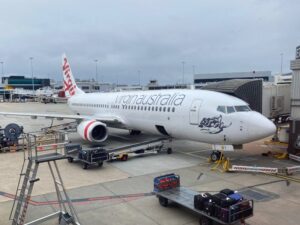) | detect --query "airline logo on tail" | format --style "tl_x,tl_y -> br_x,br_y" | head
62,54 -> 84,97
